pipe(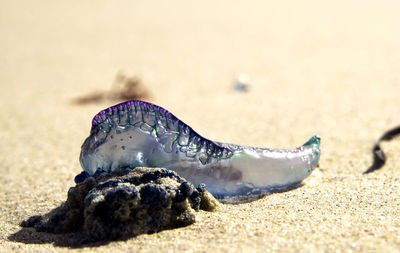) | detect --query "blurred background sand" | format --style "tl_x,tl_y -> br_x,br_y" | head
1,0 -> 400,252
